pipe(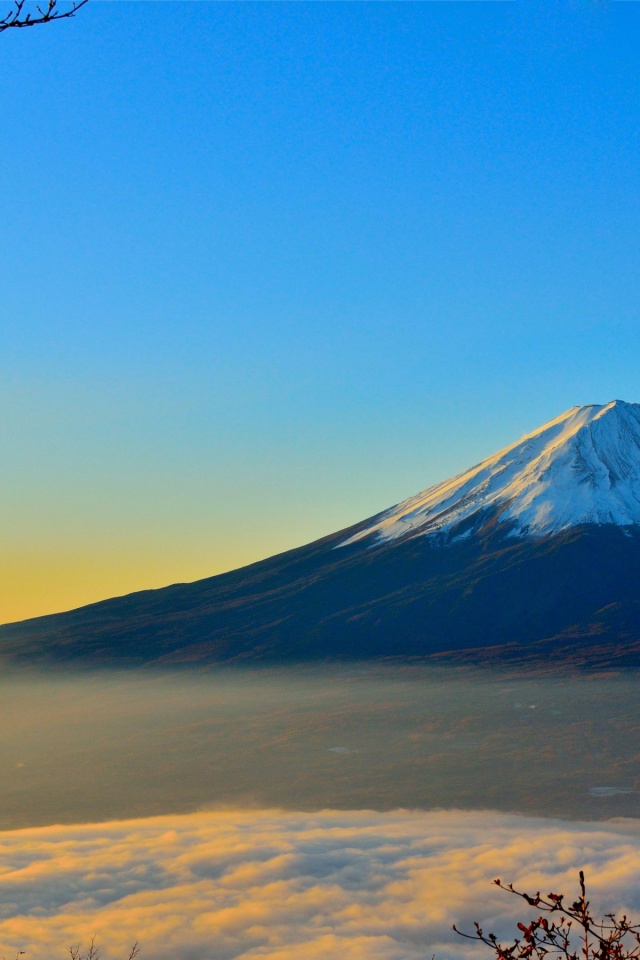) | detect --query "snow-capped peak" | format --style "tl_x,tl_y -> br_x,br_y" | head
341,401 -> 640,547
